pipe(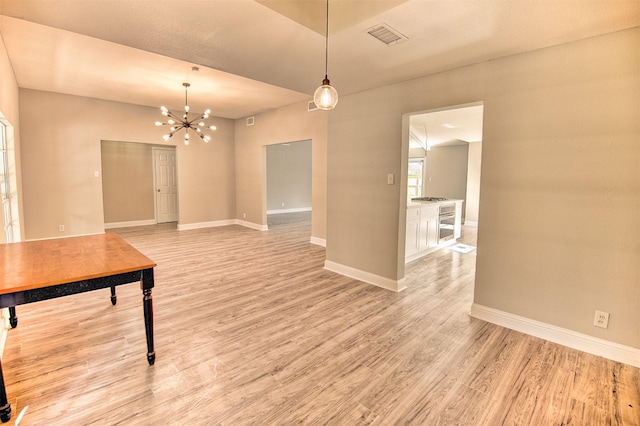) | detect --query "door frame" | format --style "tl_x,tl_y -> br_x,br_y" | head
152,146 -> 179,224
